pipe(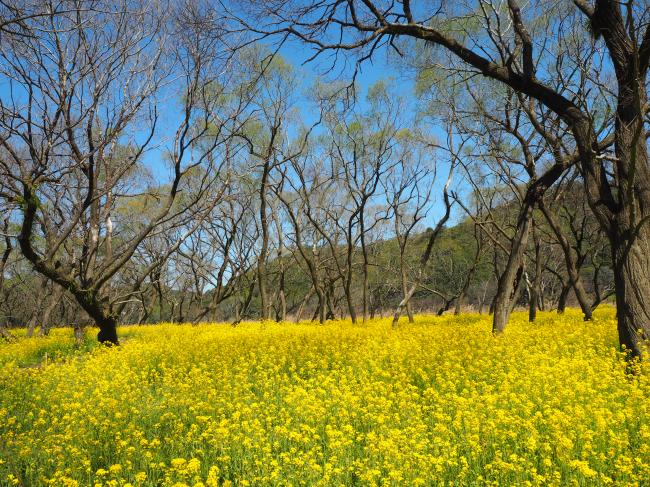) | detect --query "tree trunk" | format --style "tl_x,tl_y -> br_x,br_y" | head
566,13 -> 650,359
478,280 -> 489,314
610,228 -> 650,358
437,297 -> 455,316
360,212 -> 370,323
257,161 -> 271,321
277,276 -> 287,322
509,265 -> 525,315
39,284 -> 64,336
257,262 -> 269,320
275,214 -> 287,322
233,280 -> 256,326
326,284 -> 336,320
177,295 -> 186,323
343,277 -> 356,323
606,87 -> 650,357
295,287 -> 314,323
528,282 -> 537,322
597,66 -> 650,359
0,221 -> 13,340
234,301 -> 241,324
454,293 -> 463,315
369,291 -> 376,319
557,283 -> 570,314
96,315 -> 118,345
317,288 -> 327,323
310,286 -> 327,323
392,285 -> 418,327
45,283 -> 119,345
362,263 -> 369,323
528,227 -> 542,322
400,265 -> 415,323
26,314 -> 39,338
492,204 -> 532,333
